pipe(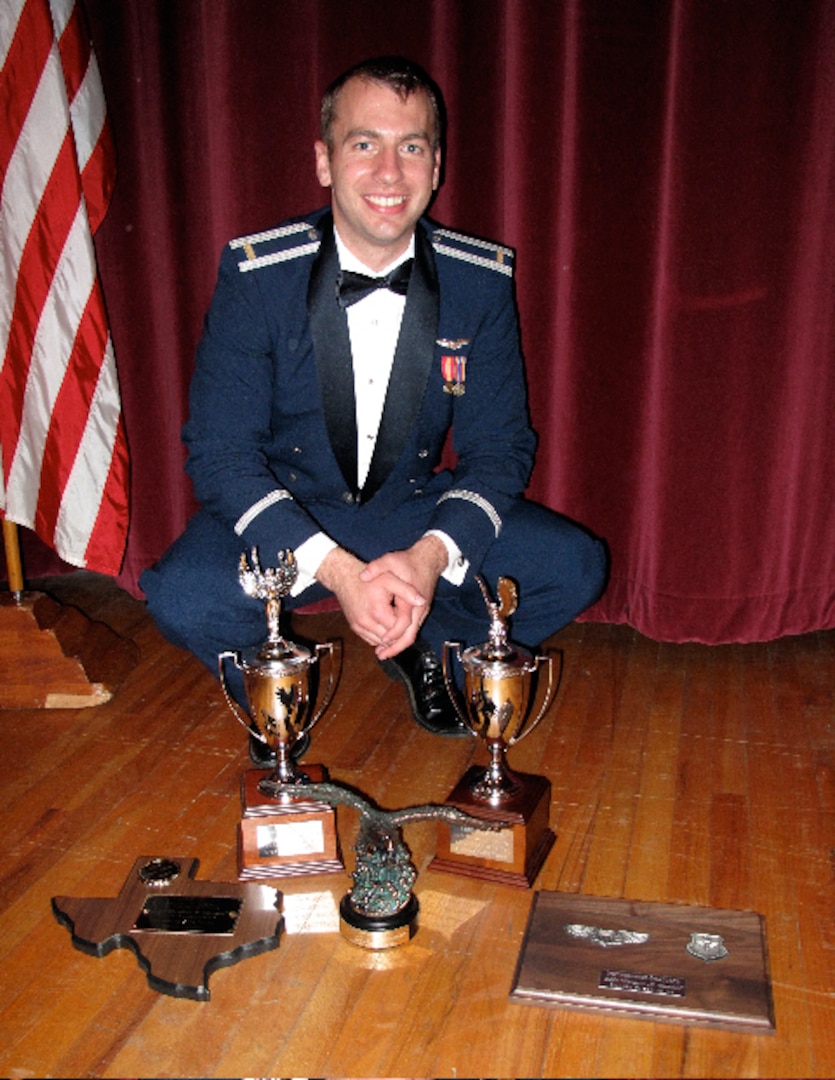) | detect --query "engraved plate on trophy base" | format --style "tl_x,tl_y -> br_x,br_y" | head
510,891 -> 775,1032
429,765 -> 555,888
238,767 -> 344,880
